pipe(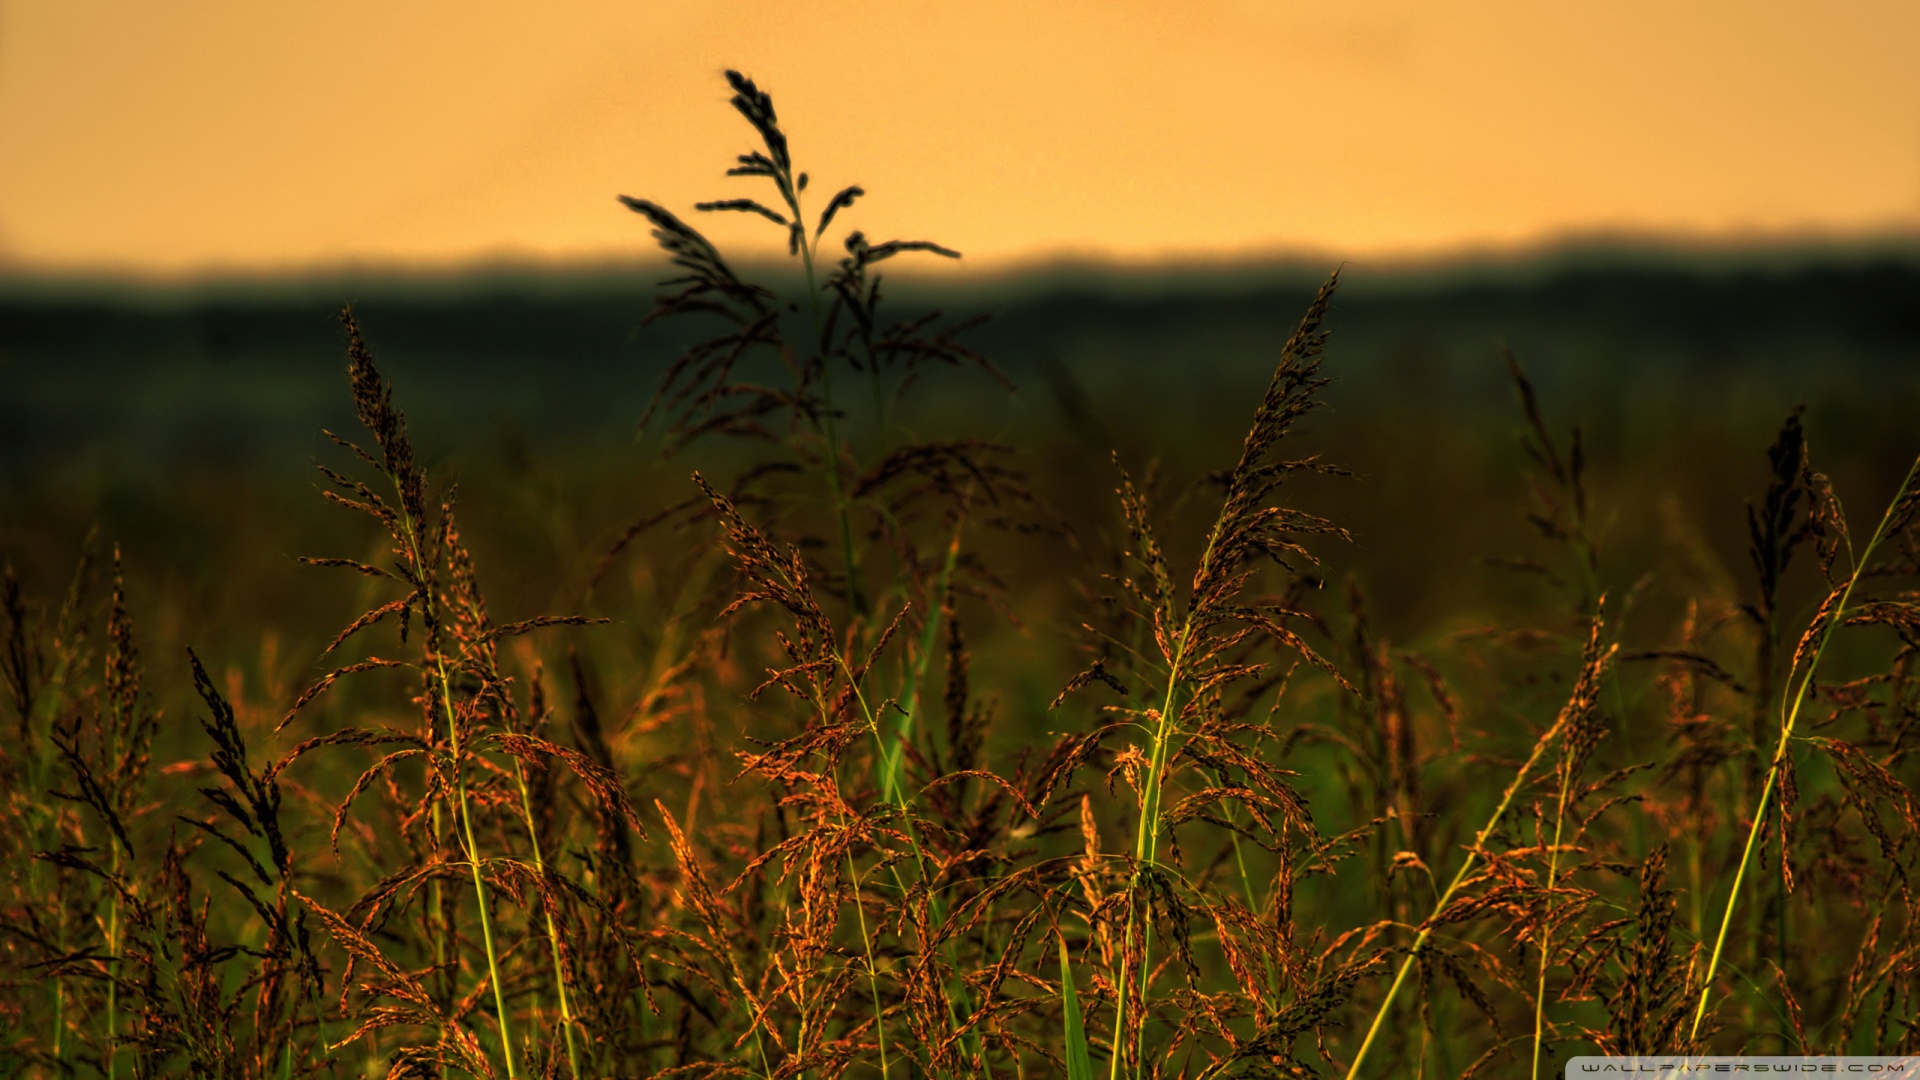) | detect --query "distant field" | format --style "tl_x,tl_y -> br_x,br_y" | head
4,250 -> 1917,638
6,251 -> 1918,469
